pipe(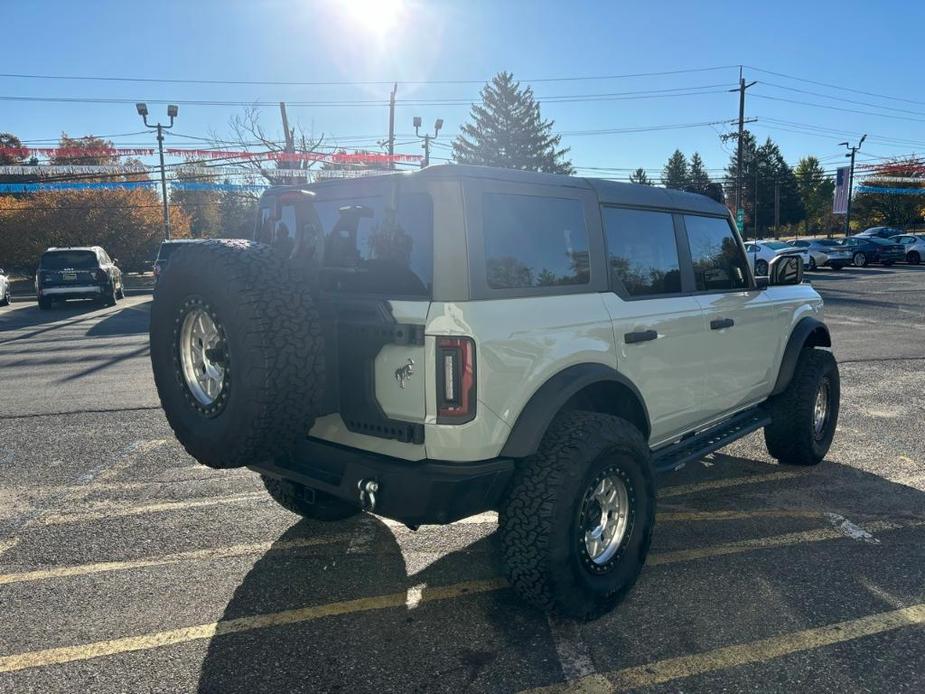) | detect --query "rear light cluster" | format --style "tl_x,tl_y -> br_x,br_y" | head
436,336 -> 476,423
